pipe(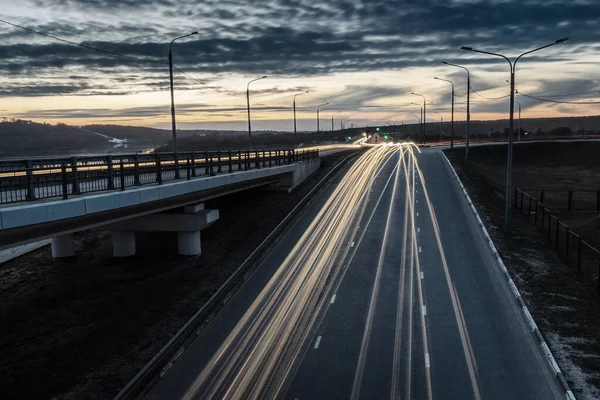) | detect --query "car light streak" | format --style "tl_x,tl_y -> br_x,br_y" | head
181,145 -> 399,400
